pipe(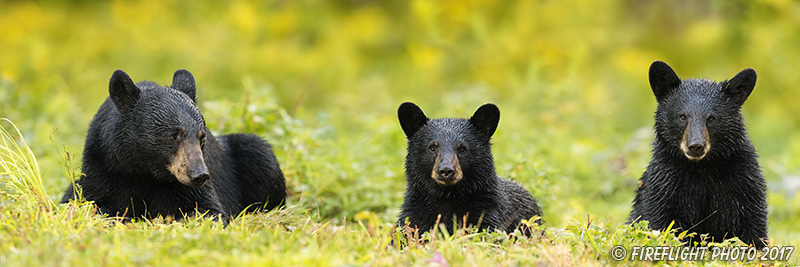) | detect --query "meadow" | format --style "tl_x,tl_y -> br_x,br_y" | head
1,1 -> 799,266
